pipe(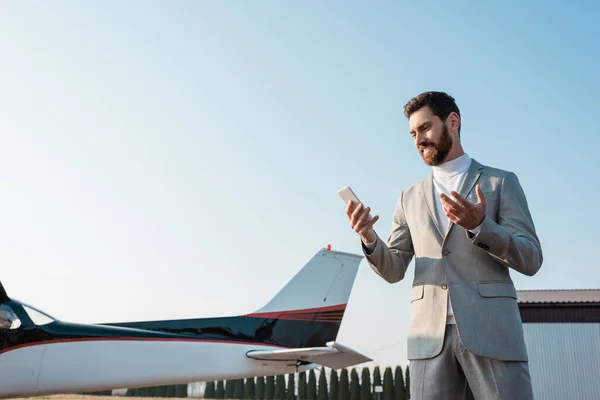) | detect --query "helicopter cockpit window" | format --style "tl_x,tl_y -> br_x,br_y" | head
0,304 -> 21,330
22,304 -> 54,326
